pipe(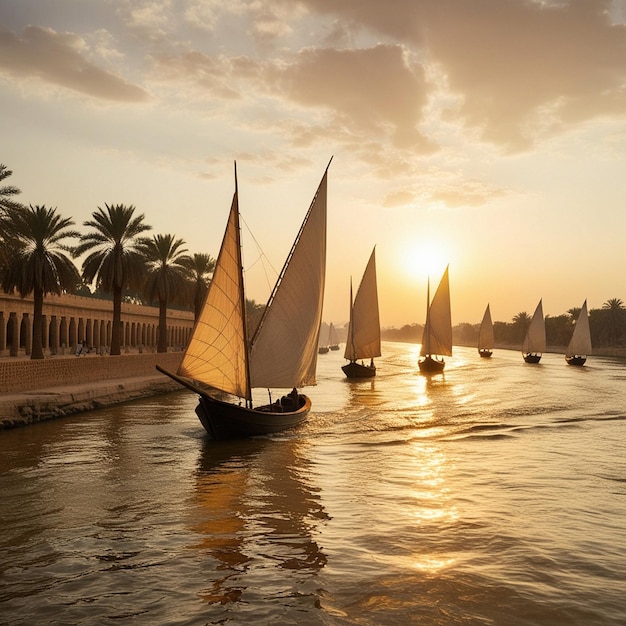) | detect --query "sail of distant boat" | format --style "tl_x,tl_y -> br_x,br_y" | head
522,299 -> 545,363
328,323 -> 340,350
565,300 -> 591,366
342,247 -> 381,378
158,159 -> 330,439
418,265 -> 452,374
478,303 -> 494,357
